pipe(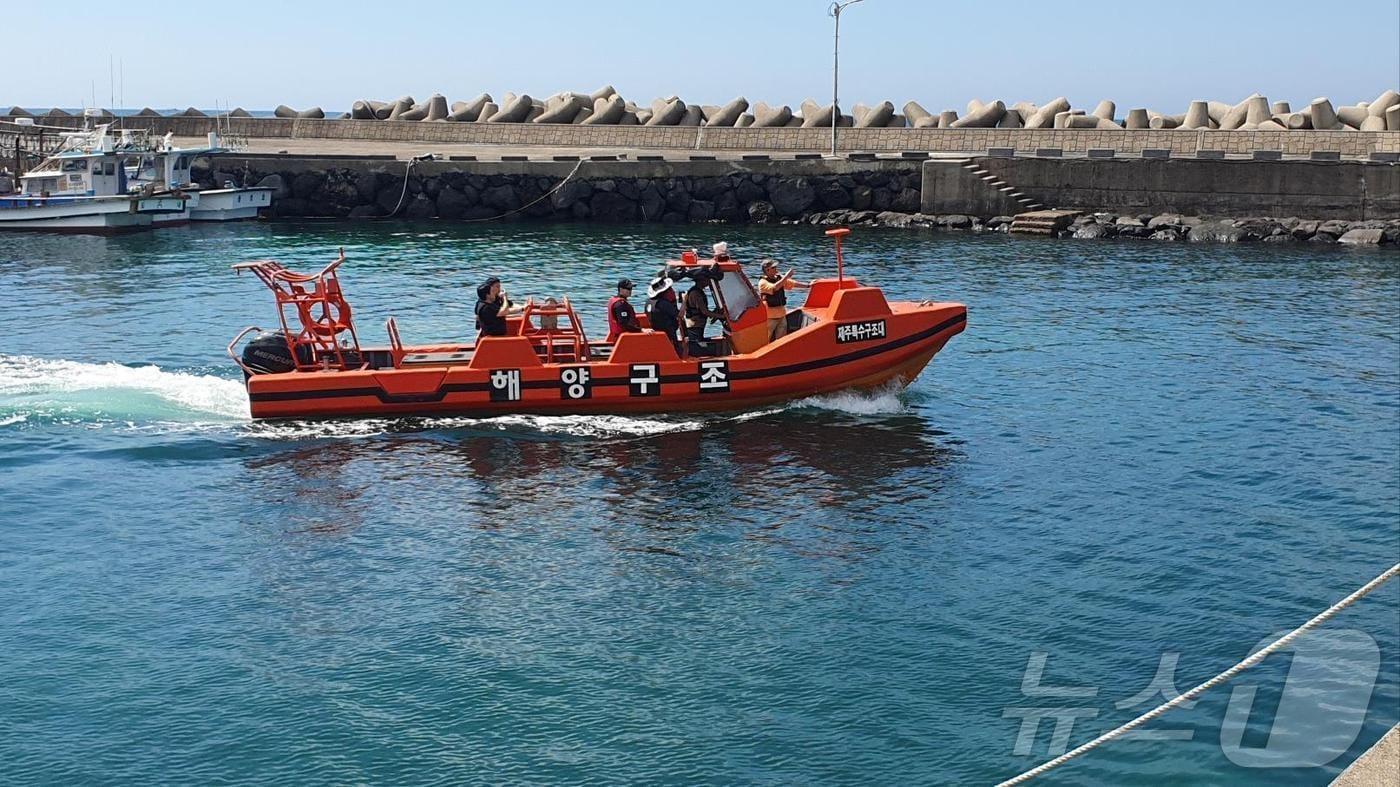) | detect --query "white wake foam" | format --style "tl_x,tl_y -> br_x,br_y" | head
245,412 -> 707,441
795,386 -> 908,415
0,354 -> 250,421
